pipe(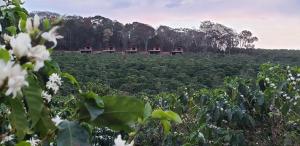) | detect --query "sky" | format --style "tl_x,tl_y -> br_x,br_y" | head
24,0 -> 300,49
